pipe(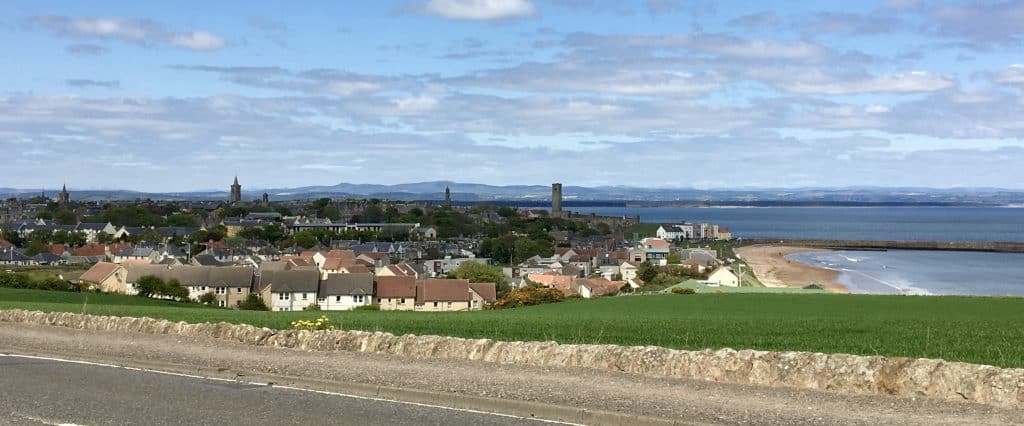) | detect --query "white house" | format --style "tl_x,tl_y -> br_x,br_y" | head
317,273 -> 374,311
706,267 -> 739,287
258,269 -> 320,312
